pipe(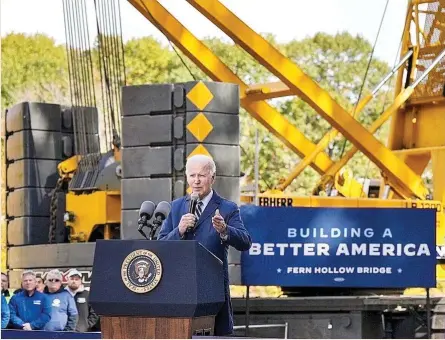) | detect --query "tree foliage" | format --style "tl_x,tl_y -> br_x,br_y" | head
1,31 -> 395,196
1,33 -> 70,108
239,32 -> 394,193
